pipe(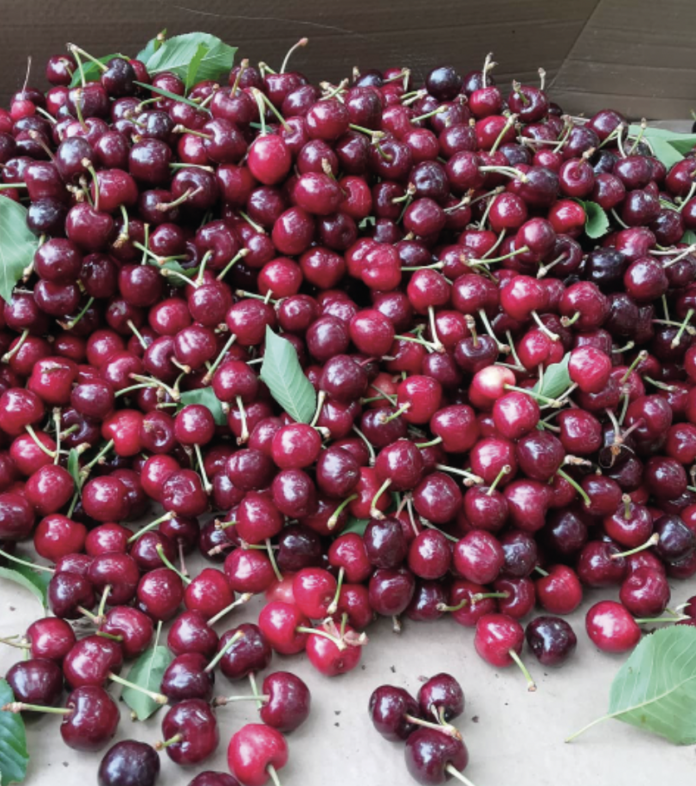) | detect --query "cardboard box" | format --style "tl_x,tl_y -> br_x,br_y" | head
1,0 -> 695,119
